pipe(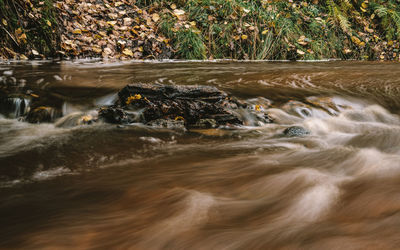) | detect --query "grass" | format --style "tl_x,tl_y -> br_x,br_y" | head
156,0 -> 400,60
0,0 -> 59,58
